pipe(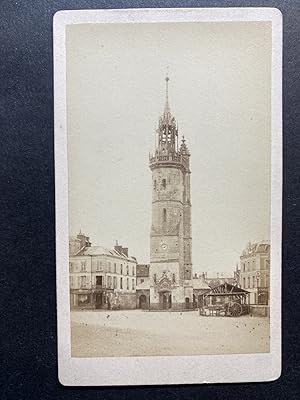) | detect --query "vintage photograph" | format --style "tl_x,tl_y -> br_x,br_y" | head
55,8 -> 282,385
67,19 -> 271,357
